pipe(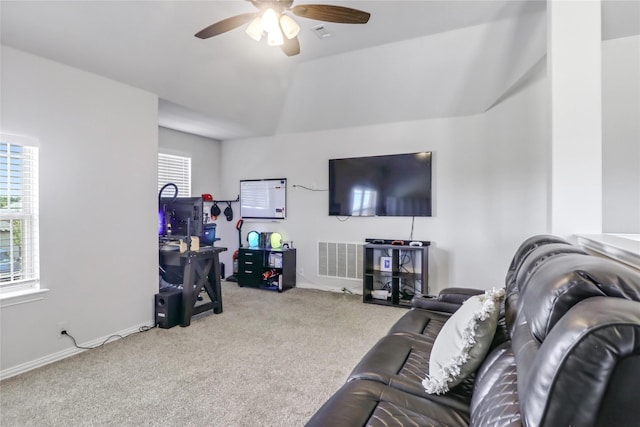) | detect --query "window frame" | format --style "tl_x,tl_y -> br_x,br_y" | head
158,152 -> 191,198
0,134 -> 41,300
